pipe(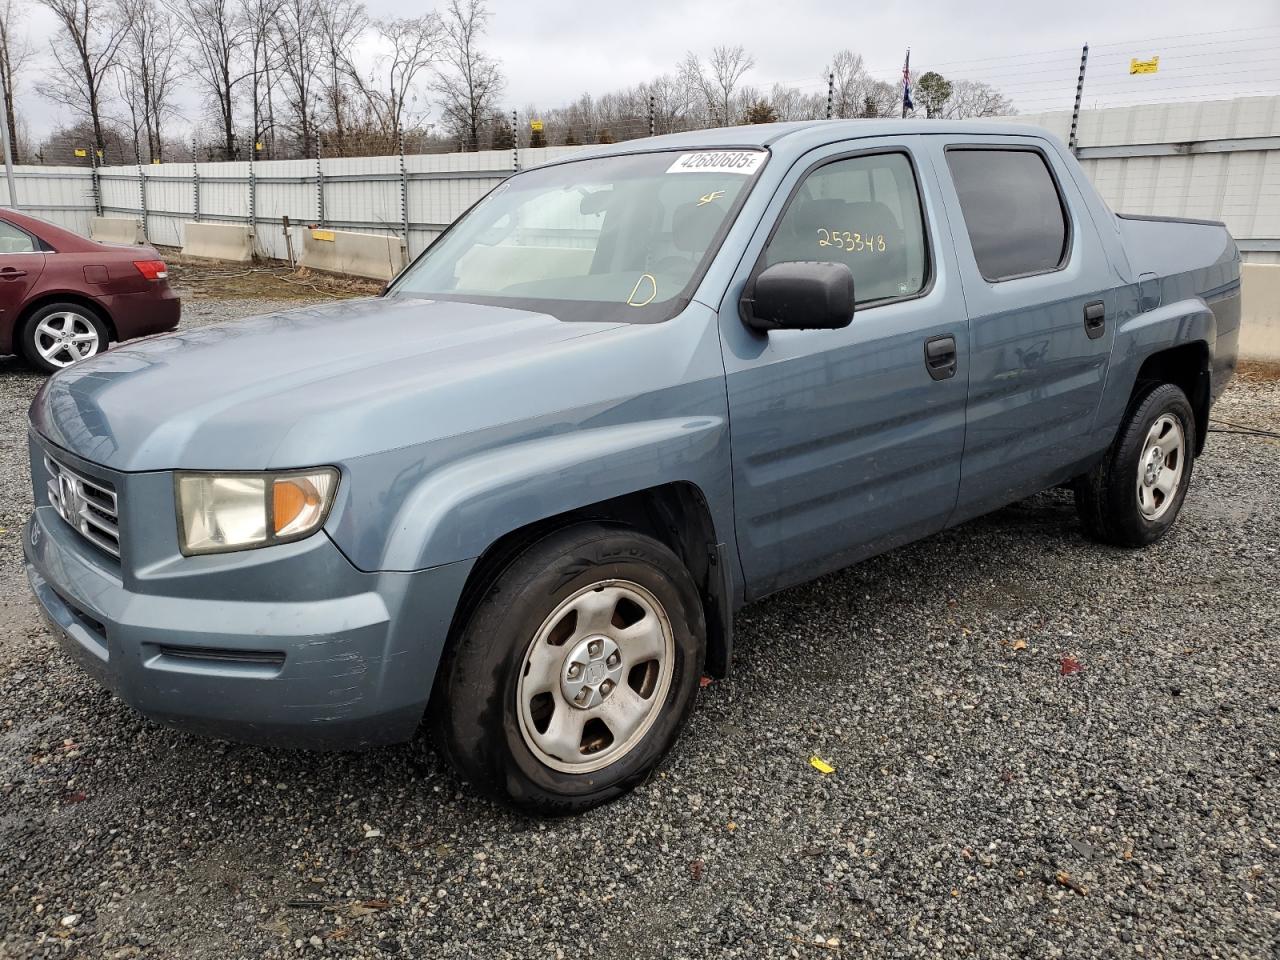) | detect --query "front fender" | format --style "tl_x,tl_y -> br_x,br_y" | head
332,413 -> 732,572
